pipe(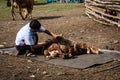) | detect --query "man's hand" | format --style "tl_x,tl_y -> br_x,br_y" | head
54,34 -> 63,39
